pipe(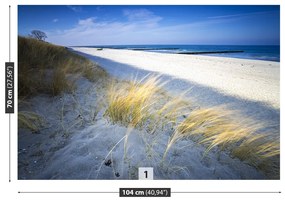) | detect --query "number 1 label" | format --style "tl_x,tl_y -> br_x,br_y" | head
139,167 -> 153,180
144,171 -> 148,178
